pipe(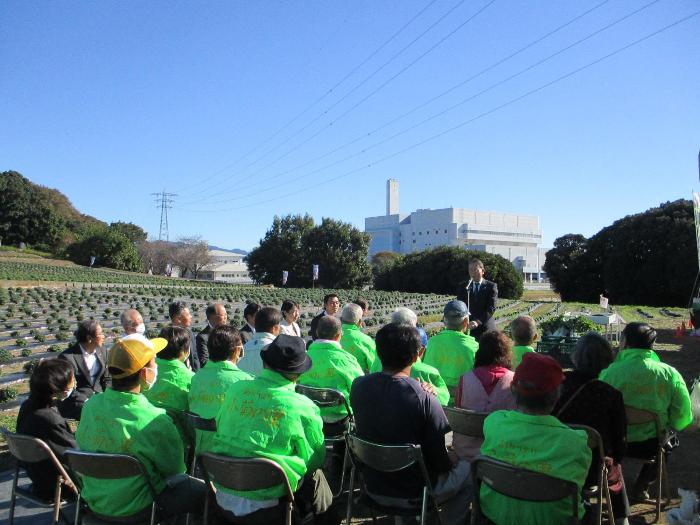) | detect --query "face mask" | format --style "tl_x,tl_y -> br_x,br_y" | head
142,366 -> 158,391
135,323 -> 146,335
